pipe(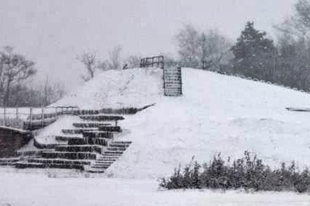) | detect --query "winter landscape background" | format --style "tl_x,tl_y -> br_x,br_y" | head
1,0 -> 310,205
